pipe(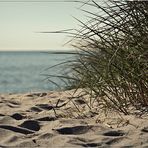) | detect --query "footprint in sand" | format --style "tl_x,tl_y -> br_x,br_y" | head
102,130 -> 125,137
71,141 -> 102,147
0,120 -> 40,135
35,104 -> 53,110
30,106 -> 43,112
36,116 -> 56,122
79,142 -> 102,147
19,120 -> 40,131
11,113 -> 25,120
53,125 -> 93,135
0,125 -> 35,135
